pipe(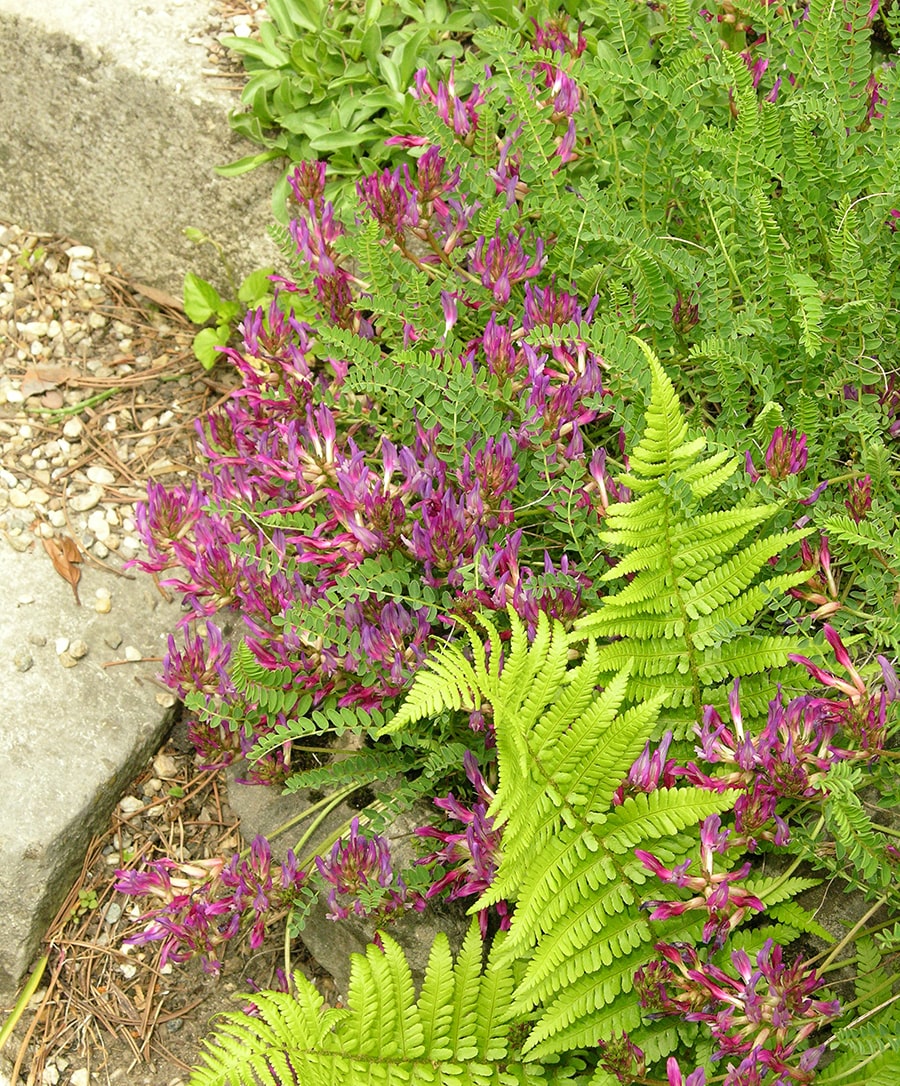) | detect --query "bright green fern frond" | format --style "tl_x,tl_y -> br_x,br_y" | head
190,925 -> 538,1086
573,348 -> 811,729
